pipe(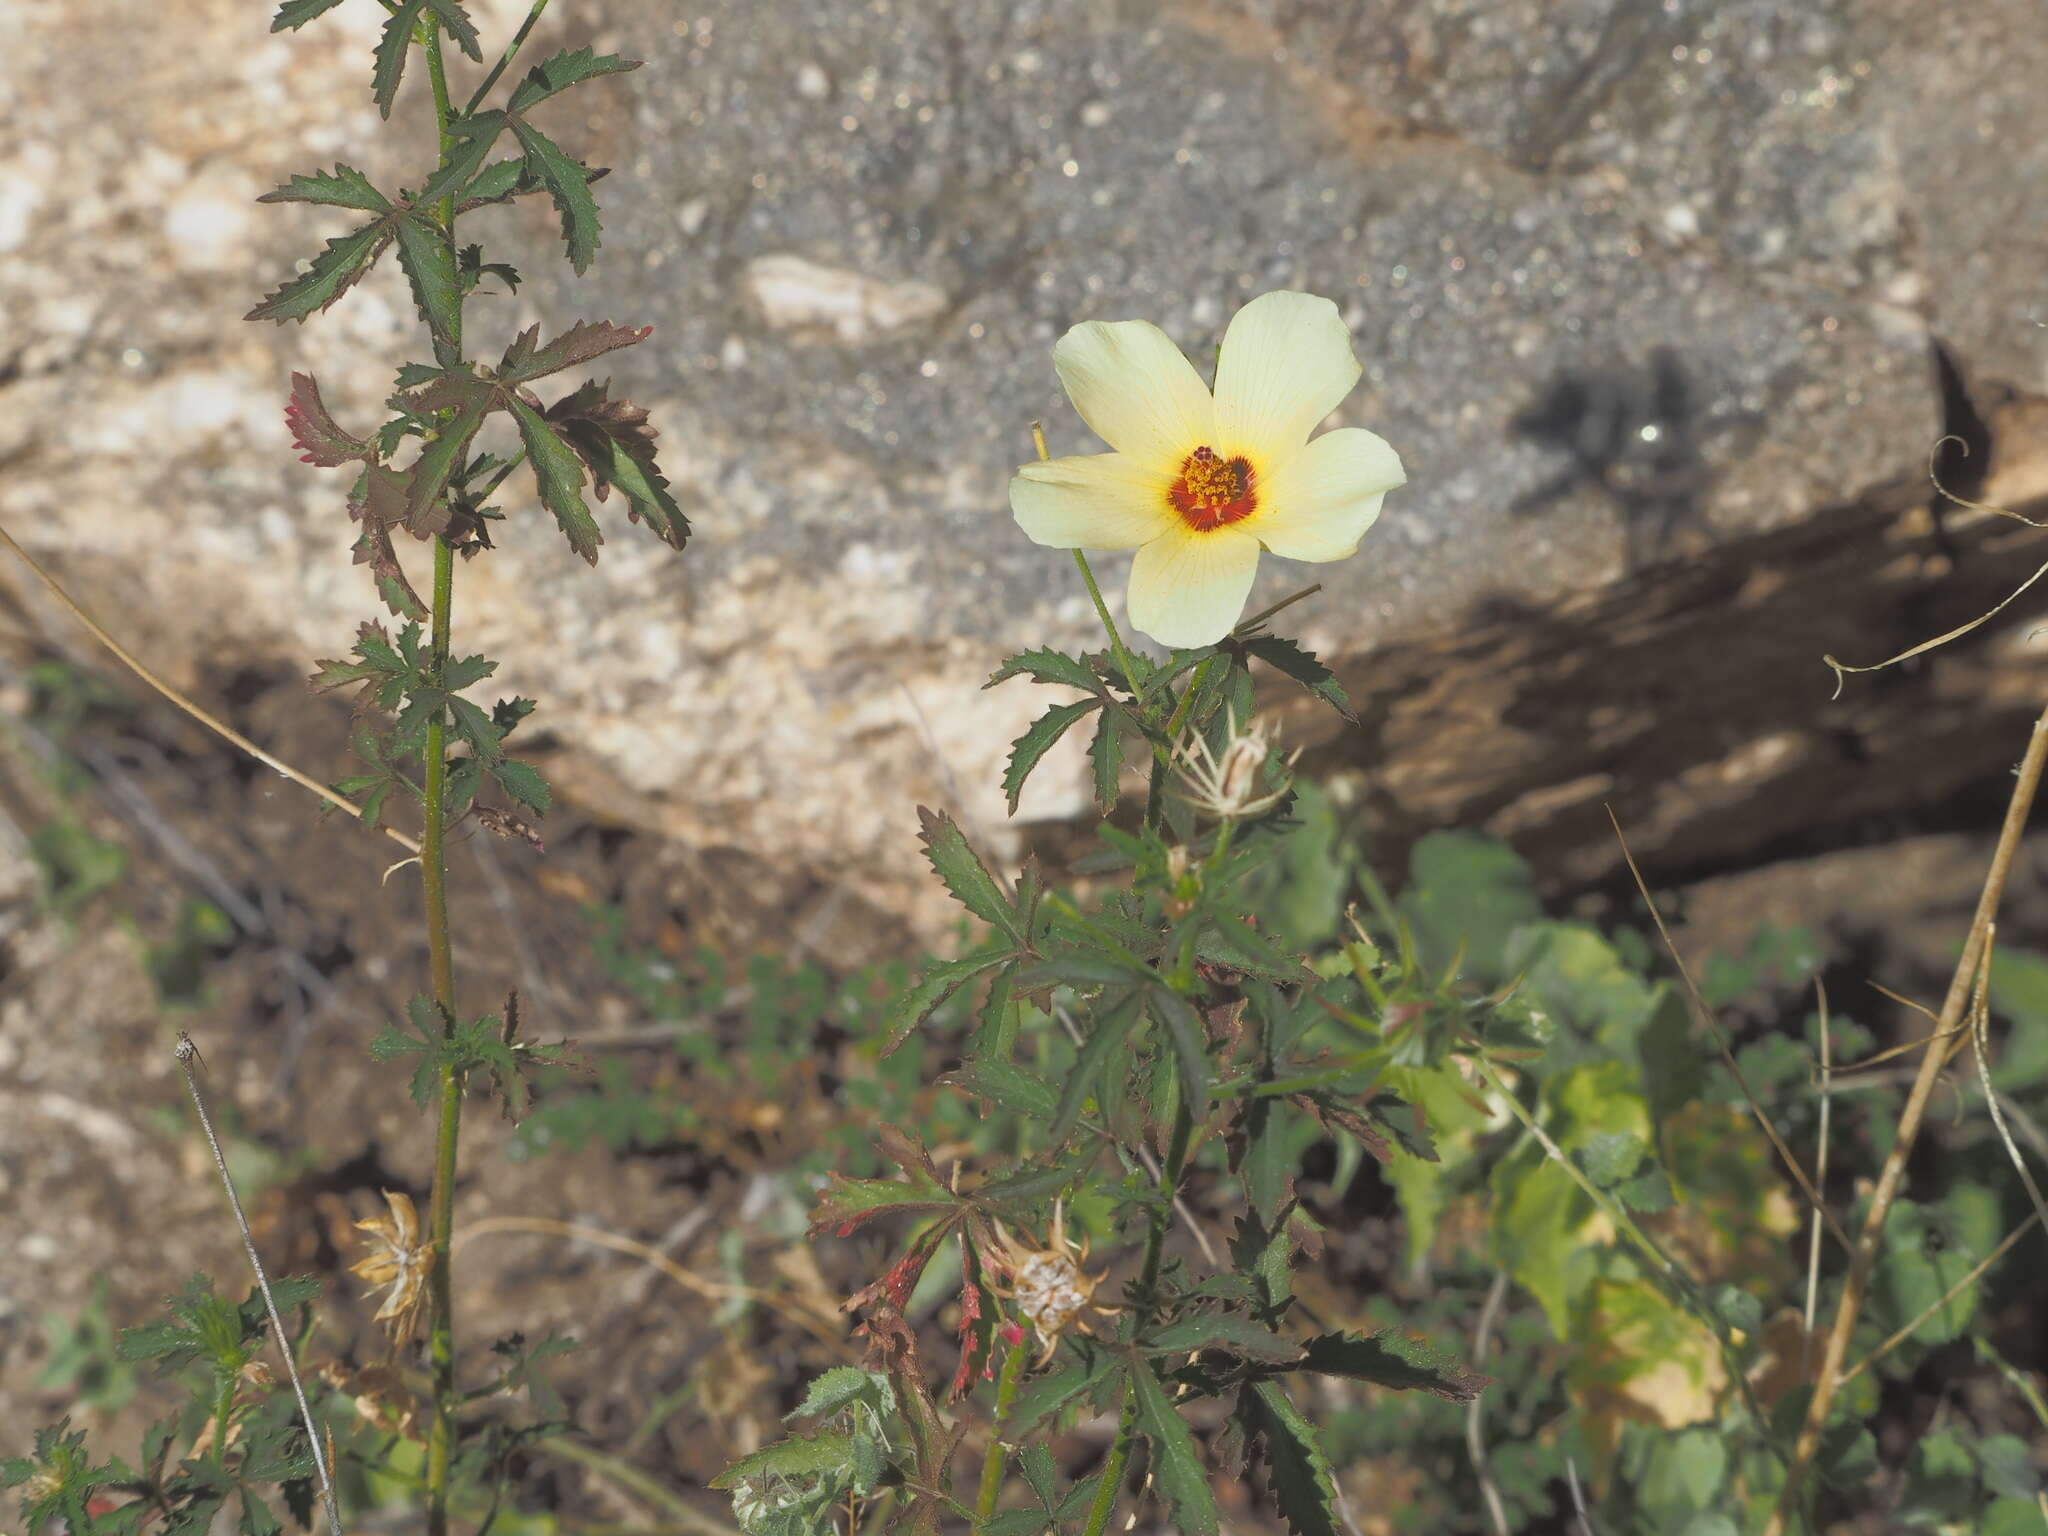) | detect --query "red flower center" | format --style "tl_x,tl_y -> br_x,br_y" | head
1168,446 -> 1256,532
